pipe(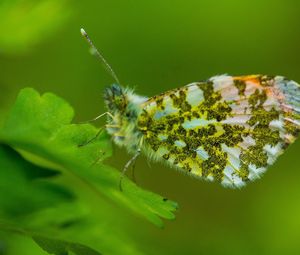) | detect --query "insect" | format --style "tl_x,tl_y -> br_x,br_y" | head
81,29 -> 300,189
